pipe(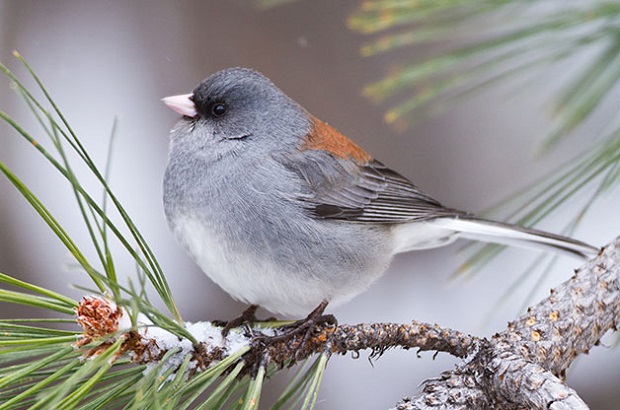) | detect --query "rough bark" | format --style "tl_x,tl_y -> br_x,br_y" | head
396,238 -> 619,409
